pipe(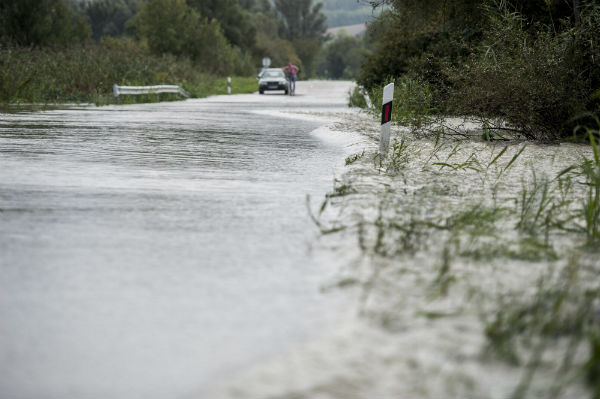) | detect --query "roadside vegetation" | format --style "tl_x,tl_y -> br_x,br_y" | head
333,3 -> 599,389
357,0 -> 599,141
309,114 -> 600,396
0,39 -> 256,104
0,0 -> 330,104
